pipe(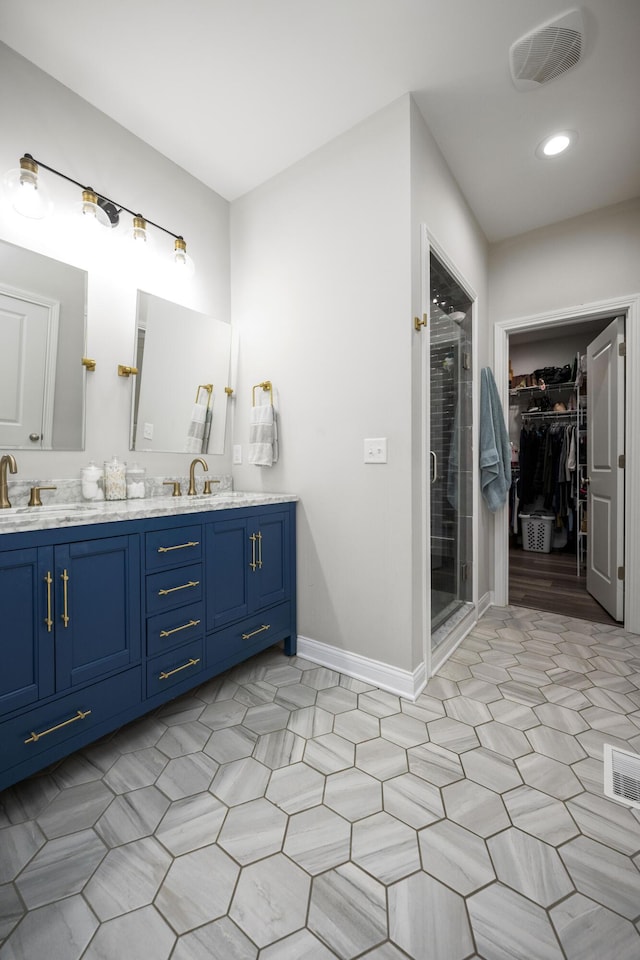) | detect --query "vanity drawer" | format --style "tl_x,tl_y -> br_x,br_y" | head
207,602 -> 292,672
146,563 -> 203,616
145,525 -> 203,571
147,600 -> 205,657
3,667 -> 141,772
146,637 -> 204,699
